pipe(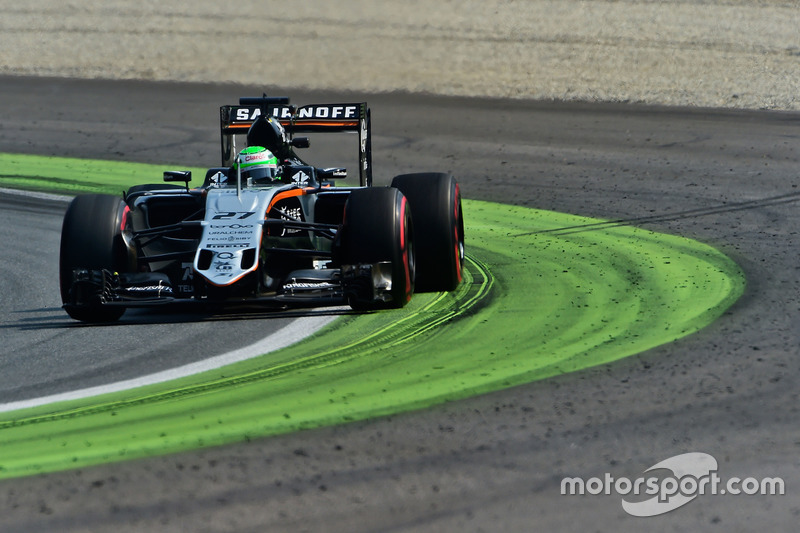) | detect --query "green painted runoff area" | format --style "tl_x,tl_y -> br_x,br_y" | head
0,153 -> 745,478
0,153 -> 208,196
